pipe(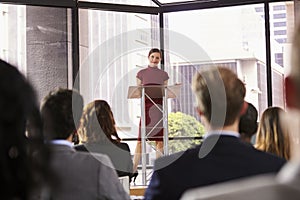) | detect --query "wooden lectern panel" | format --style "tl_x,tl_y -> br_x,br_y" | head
127,84 -> 181,99
127,86 -> 141,99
